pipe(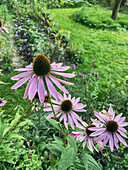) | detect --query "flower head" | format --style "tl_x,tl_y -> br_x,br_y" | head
71,121 -> 103,153
0,98 -> 7,107
11,54 -> 75,104
89,105 -> 128,152
0,20 -> 8,33
44,93 -> 86,130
